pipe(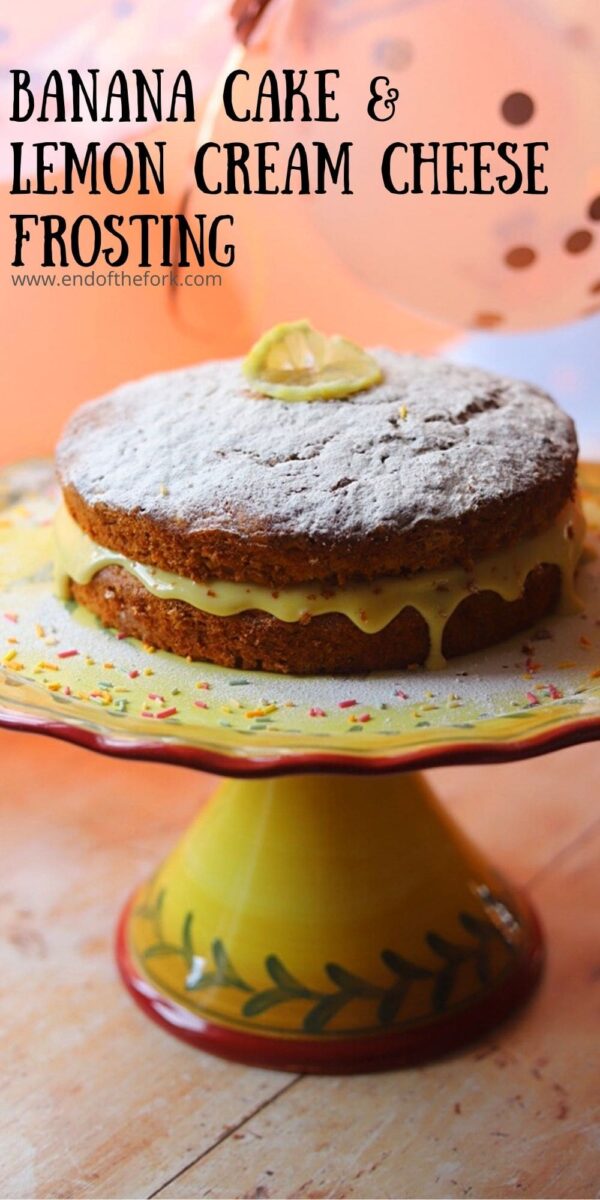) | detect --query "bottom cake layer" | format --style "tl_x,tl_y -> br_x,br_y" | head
70,562 -> 561,675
